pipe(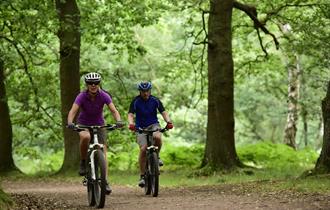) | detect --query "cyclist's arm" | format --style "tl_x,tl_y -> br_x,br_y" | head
67,103 -> 79,124
157,99 -> 171,123
127,98 -> 136,125
107,102 -> 122,122
161,111 -> 171,123
128,113 -> 134,125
